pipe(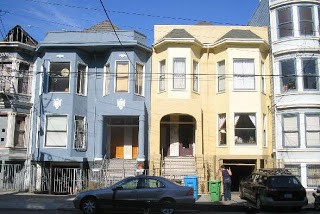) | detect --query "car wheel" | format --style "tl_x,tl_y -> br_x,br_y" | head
80,196 -> 98,214
160,199 -> 176,214
256,196 -> 262,210
239,187 -> 244,199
